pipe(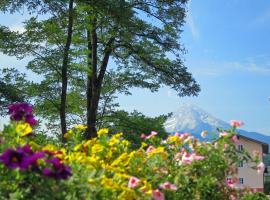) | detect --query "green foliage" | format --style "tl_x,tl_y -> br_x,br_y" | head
0,68 -> 28,115
0,0 -> 200,138
104,110 -> 170,148
0,115 -> 265,199
242,192 -> 268,200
